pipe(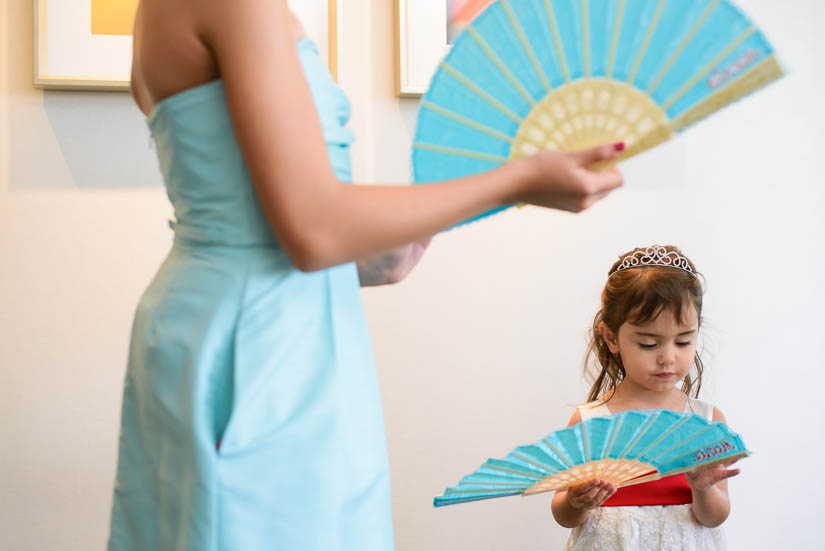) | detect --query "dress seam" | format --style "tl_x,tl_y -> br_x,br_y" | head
214,253 -> 252,551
